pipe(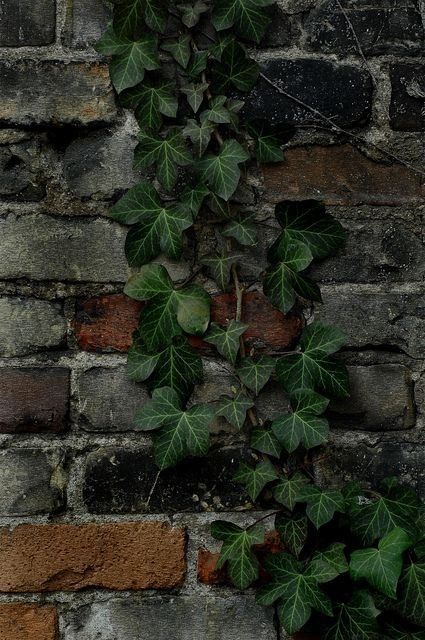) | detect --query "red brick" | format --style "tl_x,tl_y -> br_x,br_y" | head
0,368 -> 69,434
0,522 -> 186,592
73,292 -> 302,353
0,604 -> 57,640
262,144 -> 425,206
